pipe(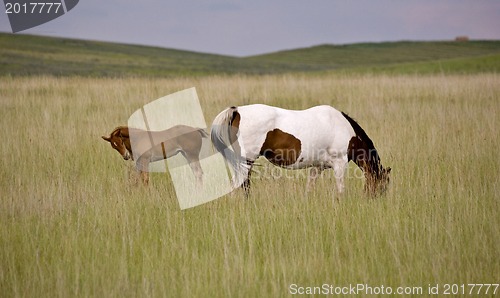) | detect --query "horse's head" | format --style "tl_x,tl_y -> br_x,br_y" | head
365,166 -> 391,196
377,167 -> 391,194
102,127 -> 132,160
